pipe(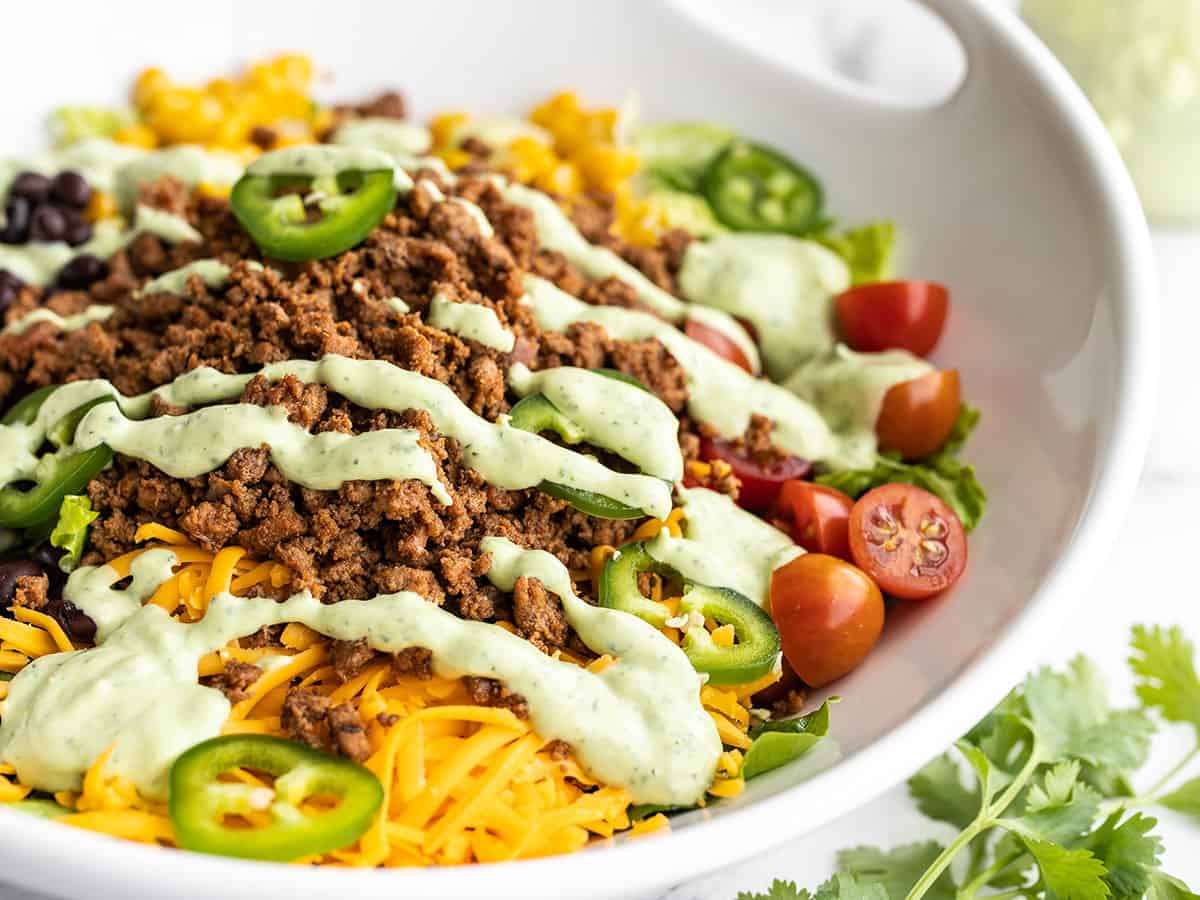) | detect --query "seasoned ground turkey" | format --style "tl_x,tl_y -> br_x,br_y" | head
1,154 -> 788,661
280,686 -> 371,761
